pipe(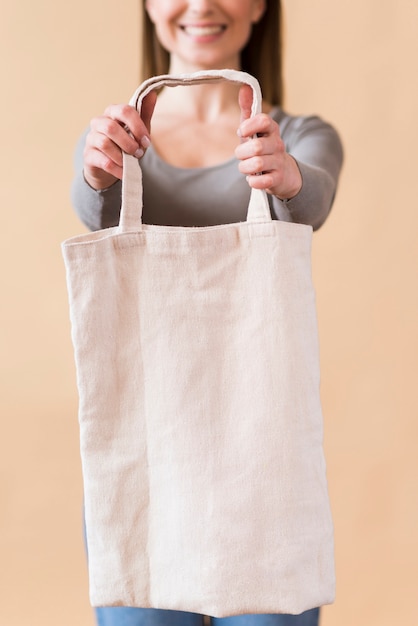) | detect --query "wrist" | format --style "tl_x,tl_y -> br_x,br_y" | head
275,155 -> 302,201
83,169 -> 118,192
